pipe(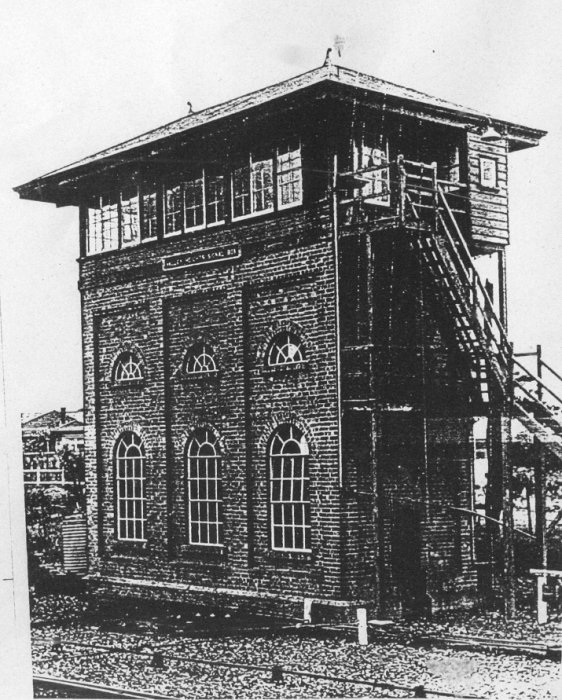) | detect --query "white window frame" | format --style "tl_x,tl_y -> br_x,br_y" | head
184,172 -> 206,232
267,331 -> 306,367
86,192 -> 120,255
205,172 -> 226,227
231,154 -> 274,222
113,351 -> 144,384
184,342 -> 218,375
354,127 -> 391,207
140,184 -> 159,243
186,430 -> 224,547
115,432 -> 146,542
120,186 -> 141,248
276,143 -> 303,210
269,424 -> 311,553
